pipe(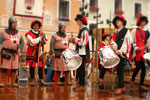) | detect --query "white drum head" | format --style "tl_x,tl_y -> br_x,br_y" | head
143,53 -> 150,60
66,56 -> 82,70
103,57 -> 120,69
143,53 -> 150,67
